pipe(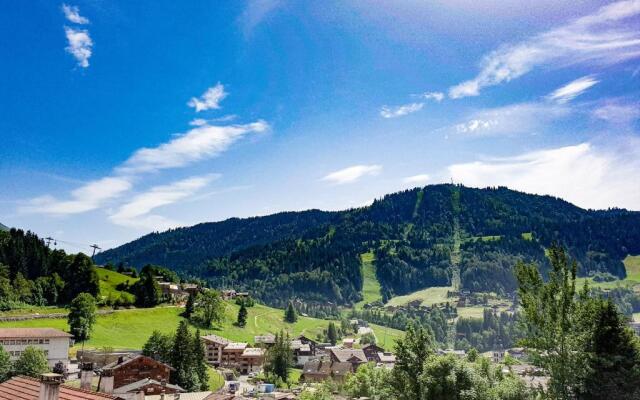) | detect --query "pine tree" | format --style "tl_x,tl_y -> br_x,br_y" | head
284,301 -> 297,323
192,329 -> 209,391
327,322 -> 338,345
171,321 -> 198,391
237,304 -> 248,327
142,330 -> 173,364
265,330 -> 292,383
184,292 -> 195,318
